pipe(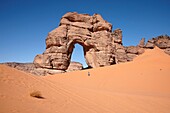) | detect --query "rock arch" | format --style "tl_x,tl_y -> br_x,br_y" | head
67,40 -> 90,67
34,12 -> 116,70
